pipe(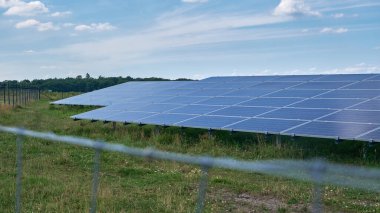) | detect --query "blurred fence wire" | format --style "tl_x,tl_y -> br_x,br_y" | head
0,125 -> 379,213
